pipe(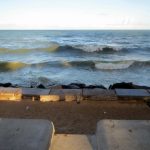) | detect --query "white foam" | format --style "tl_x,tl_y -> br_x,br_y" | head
73,44 -> 122,52
95,61 -> 134,70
